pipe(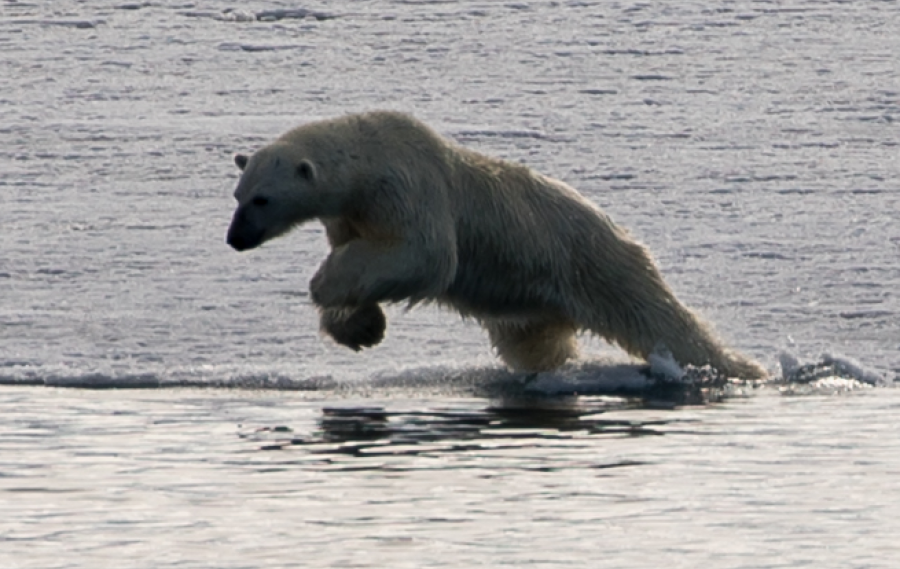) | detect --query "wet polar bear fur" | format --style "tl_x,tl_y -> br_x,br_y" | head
226,111 -> 766,380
